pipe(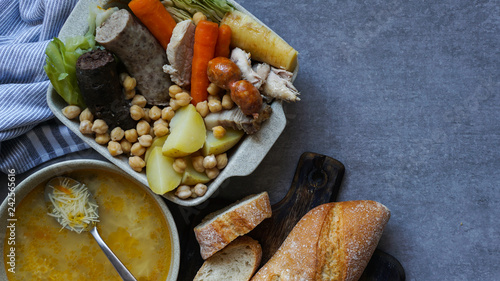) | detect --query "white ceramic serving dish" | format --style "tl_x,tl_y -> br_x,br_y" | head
0,159 -> 180,280
47,0 -> 295,206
